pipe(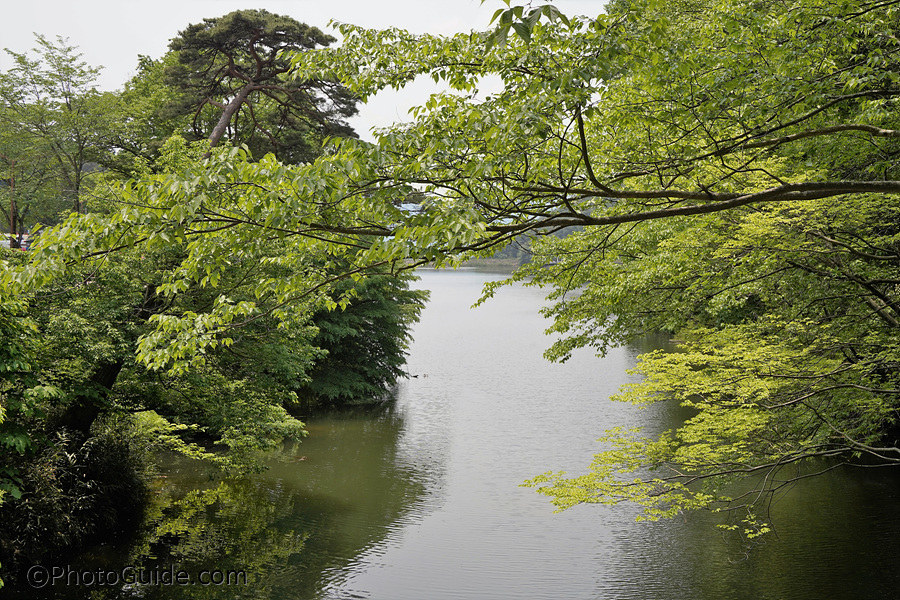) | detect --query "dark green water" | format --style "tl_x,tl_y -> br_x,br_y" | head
12,268 -> 900,599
